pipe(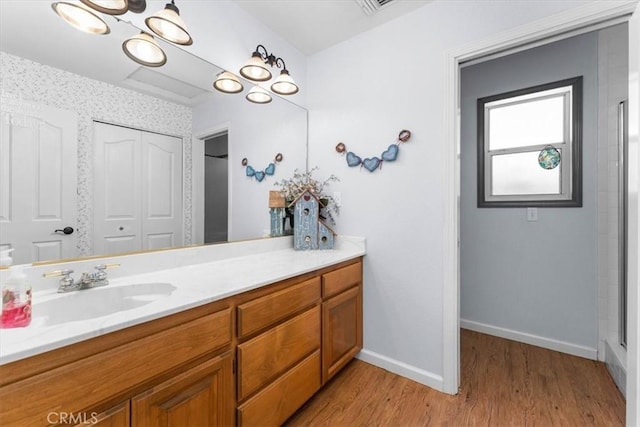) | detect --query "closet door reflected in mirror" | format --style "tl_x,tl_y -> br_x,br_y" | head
93,122 -> 183,255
